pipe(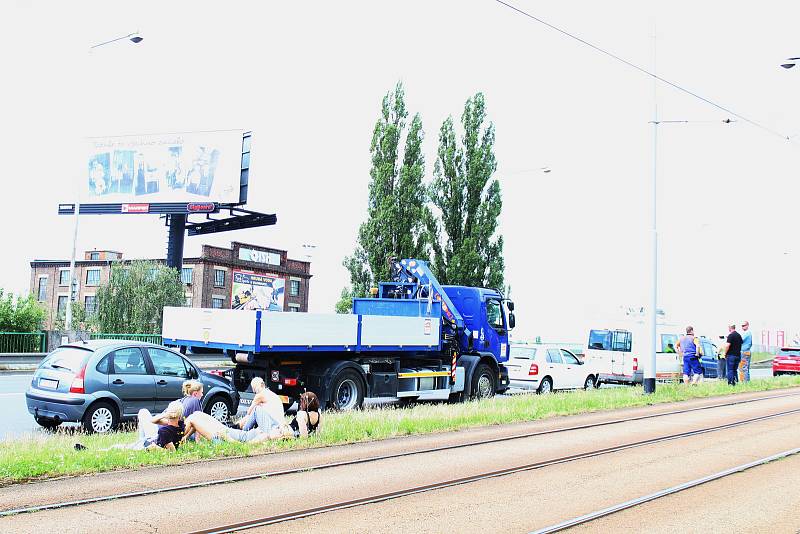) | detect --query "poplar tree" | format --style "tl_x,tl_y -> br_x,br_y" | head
429,93 -> 504,289
337,82 -> 435,312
